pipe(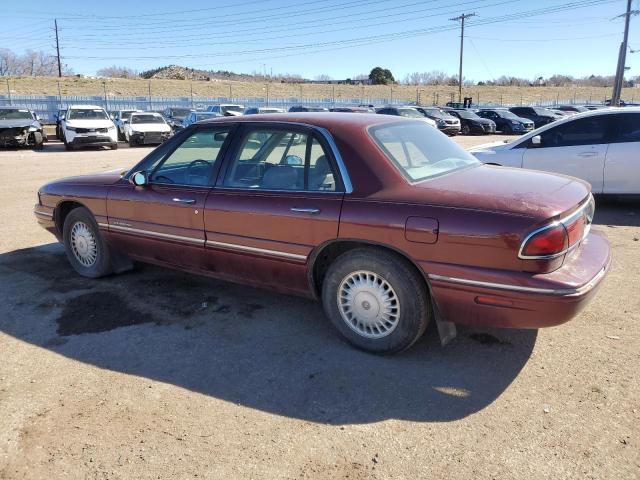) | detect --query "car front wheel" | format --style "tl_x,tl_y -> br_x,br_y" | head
322,248 -> 431,354
63,207 -> 113,278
